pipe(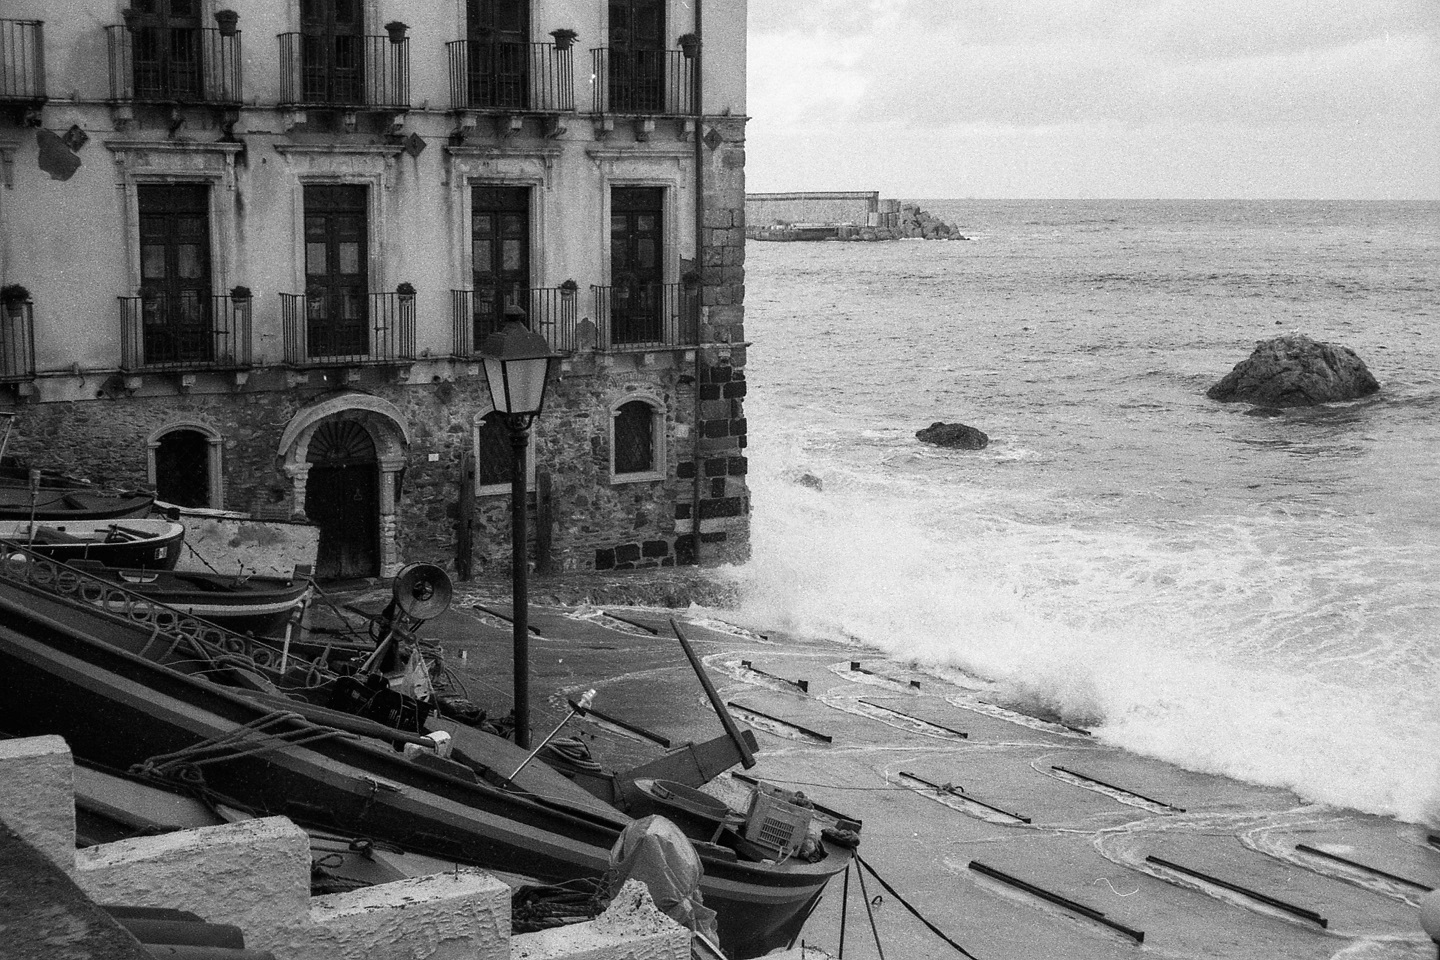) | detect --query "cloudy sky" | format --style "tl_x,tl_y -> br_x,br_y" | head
745,0 -> 1440,199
